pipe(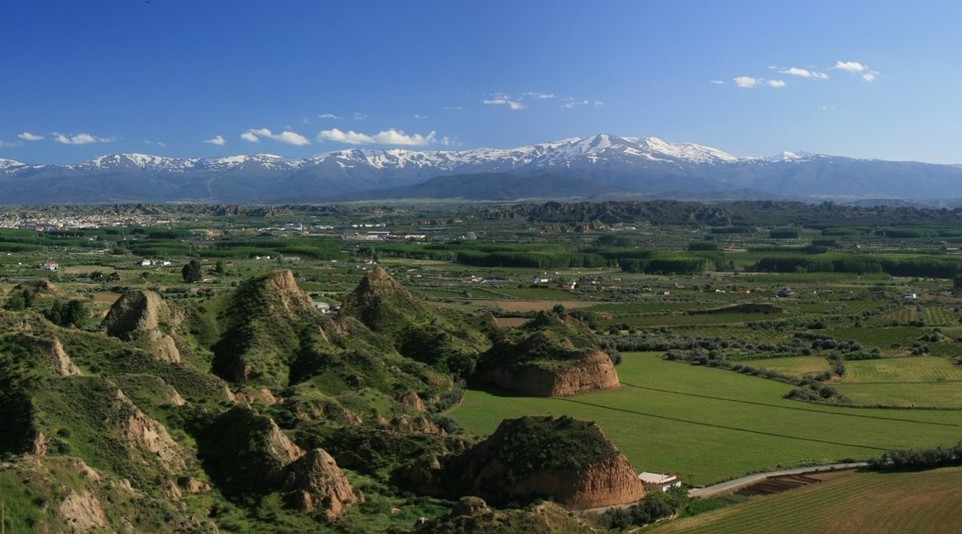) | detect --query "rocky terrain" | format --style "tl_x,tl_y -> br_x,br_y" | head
473,312 -> 621,396
0,267 -> 632,531
409,415 -> 645,509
